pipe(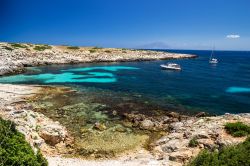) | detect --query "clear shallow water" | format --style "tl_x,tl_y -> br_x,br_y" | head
1,50 -> 250,115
